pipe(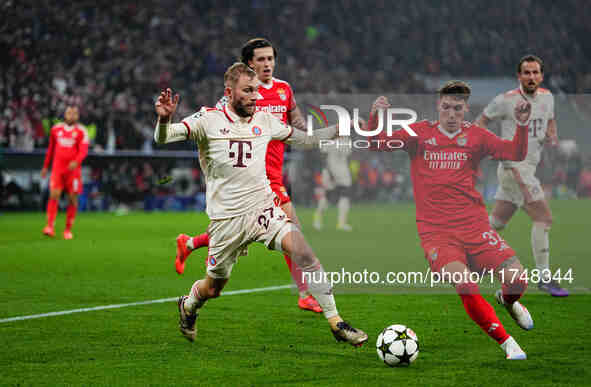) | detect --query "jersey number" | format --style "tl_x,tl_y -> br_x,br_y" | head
529,119 -> 542,138
229,140 -> 253,168
257,207 -> 275,230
